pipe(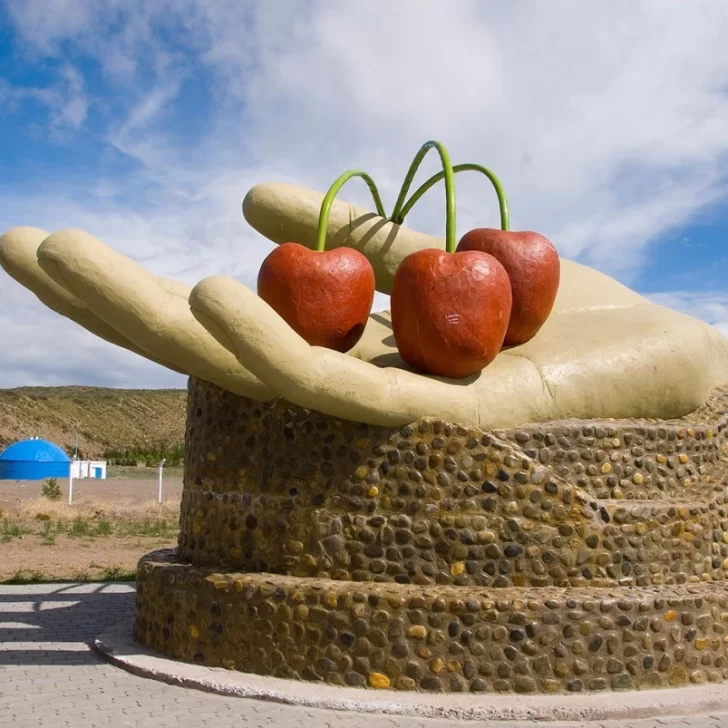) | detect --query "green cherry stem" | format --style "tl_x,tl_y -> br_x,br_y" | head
315,170 -> 386,253
390,140 -> 457,253
394,163 -> 510,231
